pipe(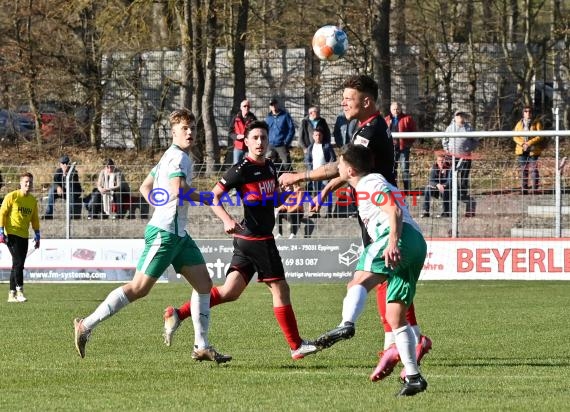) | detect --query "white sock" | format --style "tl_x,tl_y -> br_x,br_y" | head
191,290 -> 211,349
340,284 -> 368,326
384,331 -> 395,350
410,324 -> 421,345
394,325 -> 419,377
83,287 -> 130,330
